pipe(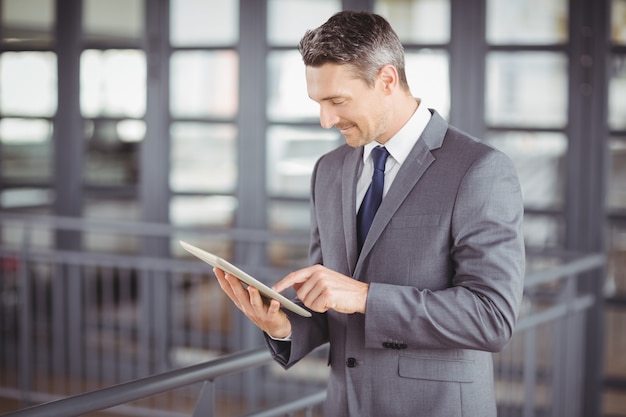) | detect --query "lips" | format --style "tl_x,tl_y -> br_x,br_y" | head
337,124 -> 355,134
